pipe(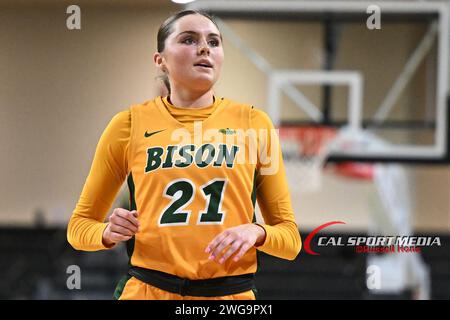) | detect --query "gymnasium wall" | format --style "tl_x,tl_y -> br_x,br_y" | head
0,3 -> 448,232
0,4 -> 170,225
